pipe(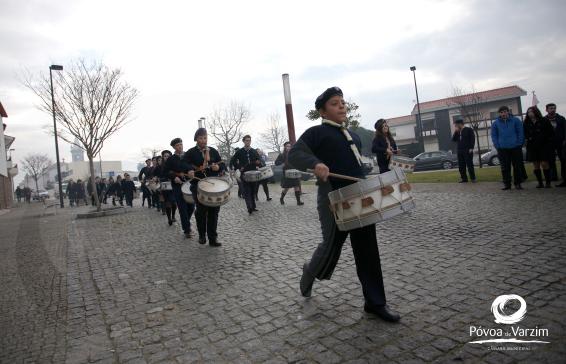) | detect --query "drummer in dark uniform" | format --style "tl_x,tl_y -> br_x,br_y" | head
232,135 -> 261,214
275,141 -> 304,205
165,138 -> 195,238
184,128 -> 225,246
138,159 -> 153,208
288,86 -> 400,322
156,150 -> 177,224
